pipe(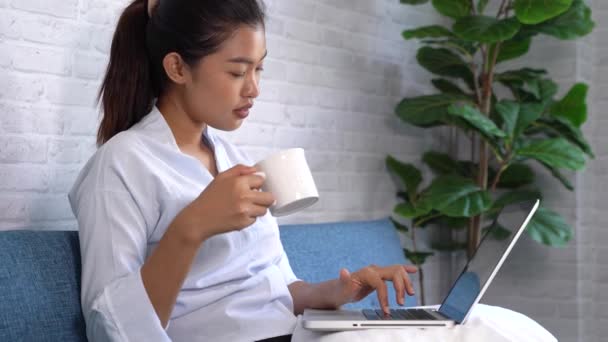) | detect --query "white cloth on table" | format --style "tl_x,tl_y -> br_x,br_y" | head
291,304 -> 557,342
